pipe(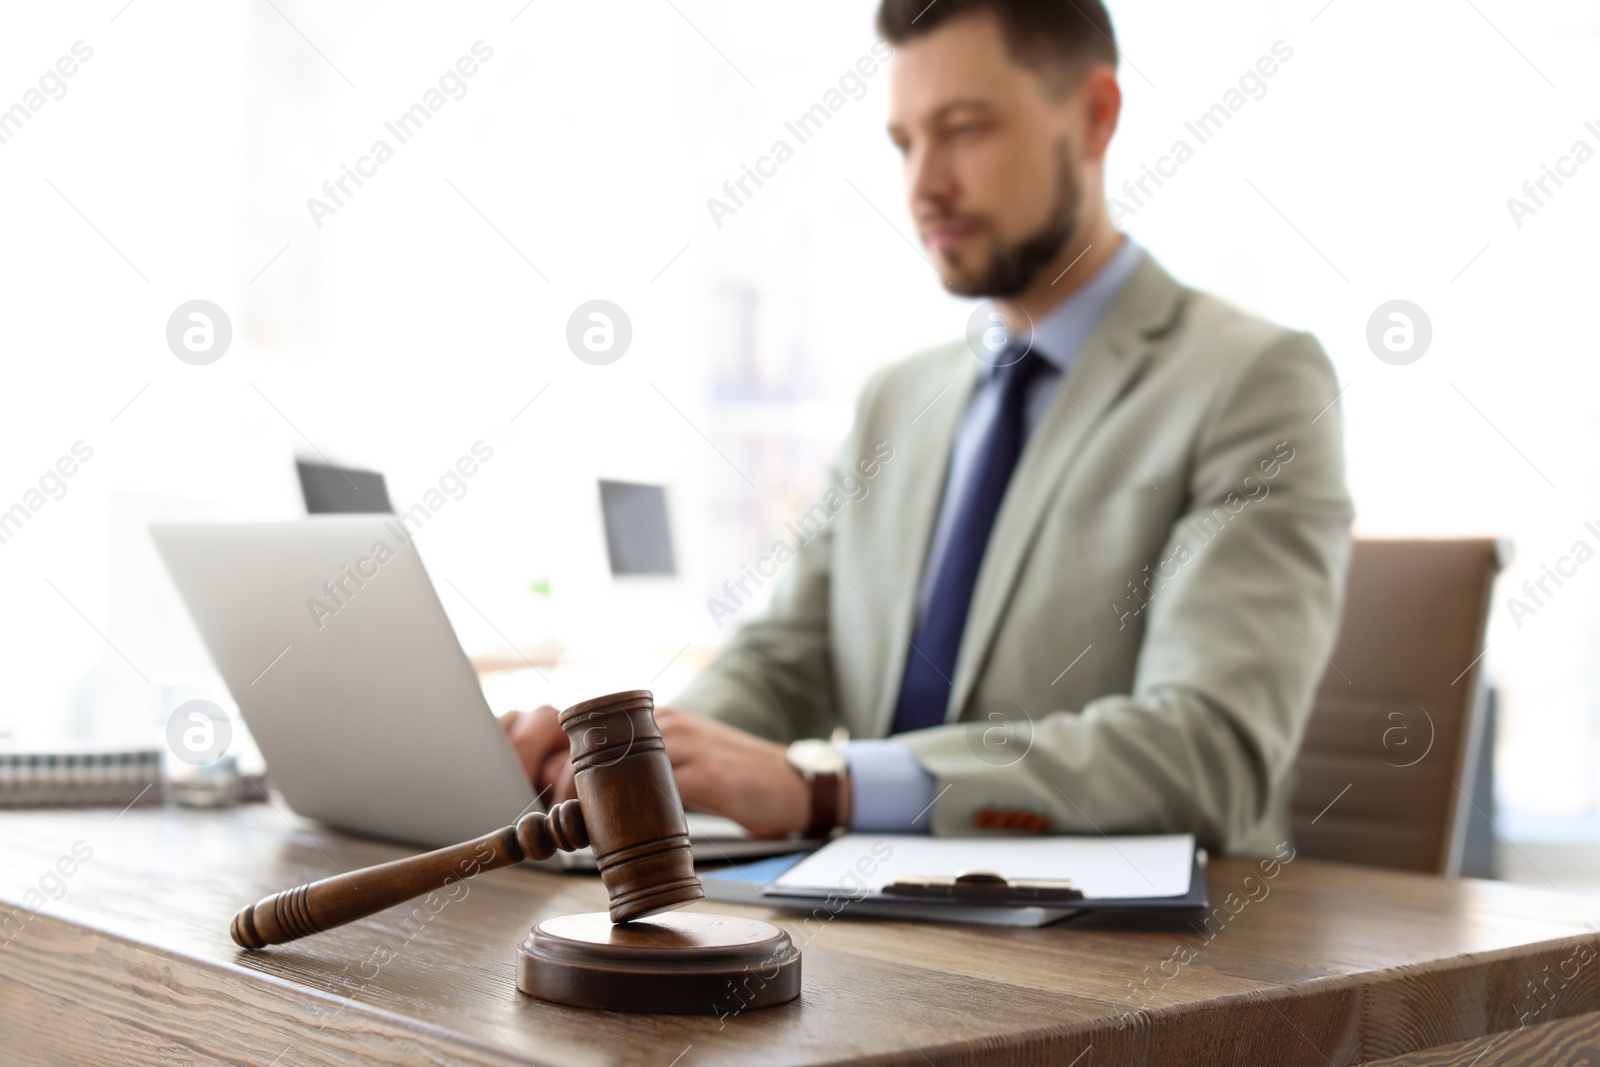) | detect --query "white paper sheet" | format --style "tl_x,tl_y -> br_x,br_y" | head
769,832 -> 1196,900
